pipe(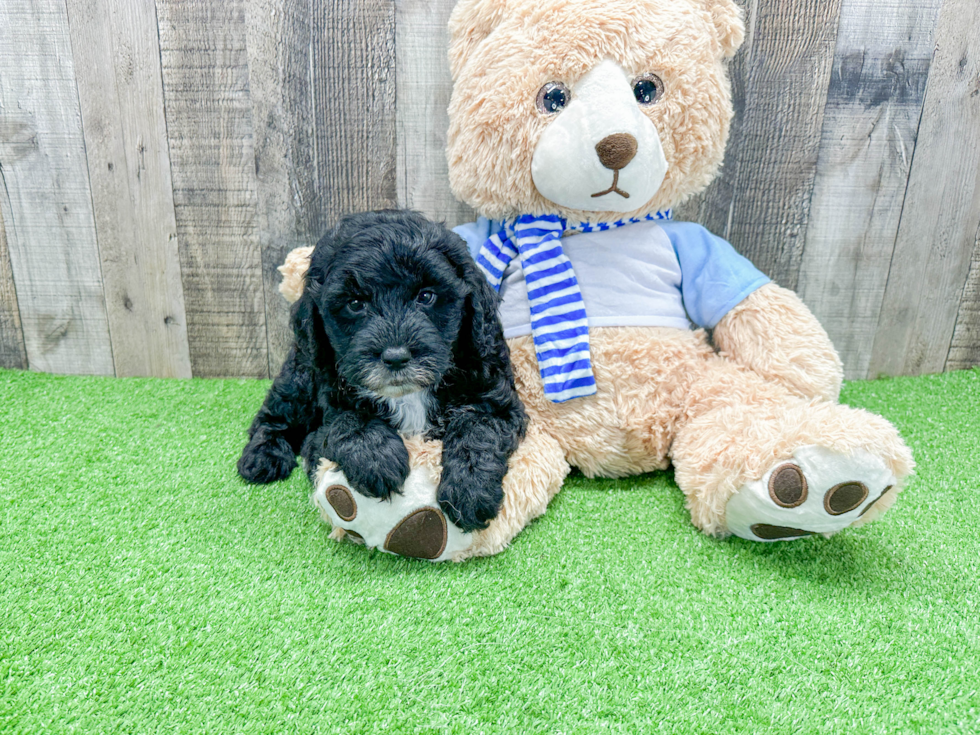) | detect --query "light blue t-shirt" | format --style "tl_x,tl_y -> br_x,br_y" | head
454,217 -> 769,338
